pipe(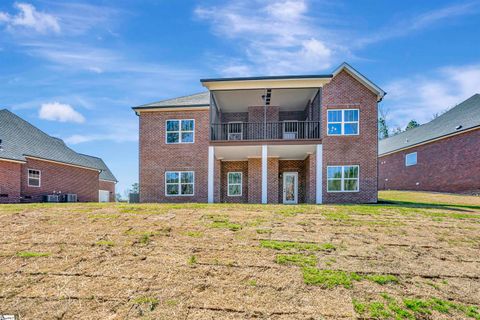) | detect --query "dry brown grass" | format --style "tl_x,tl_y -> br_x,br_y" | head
0,191 -> 479,319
